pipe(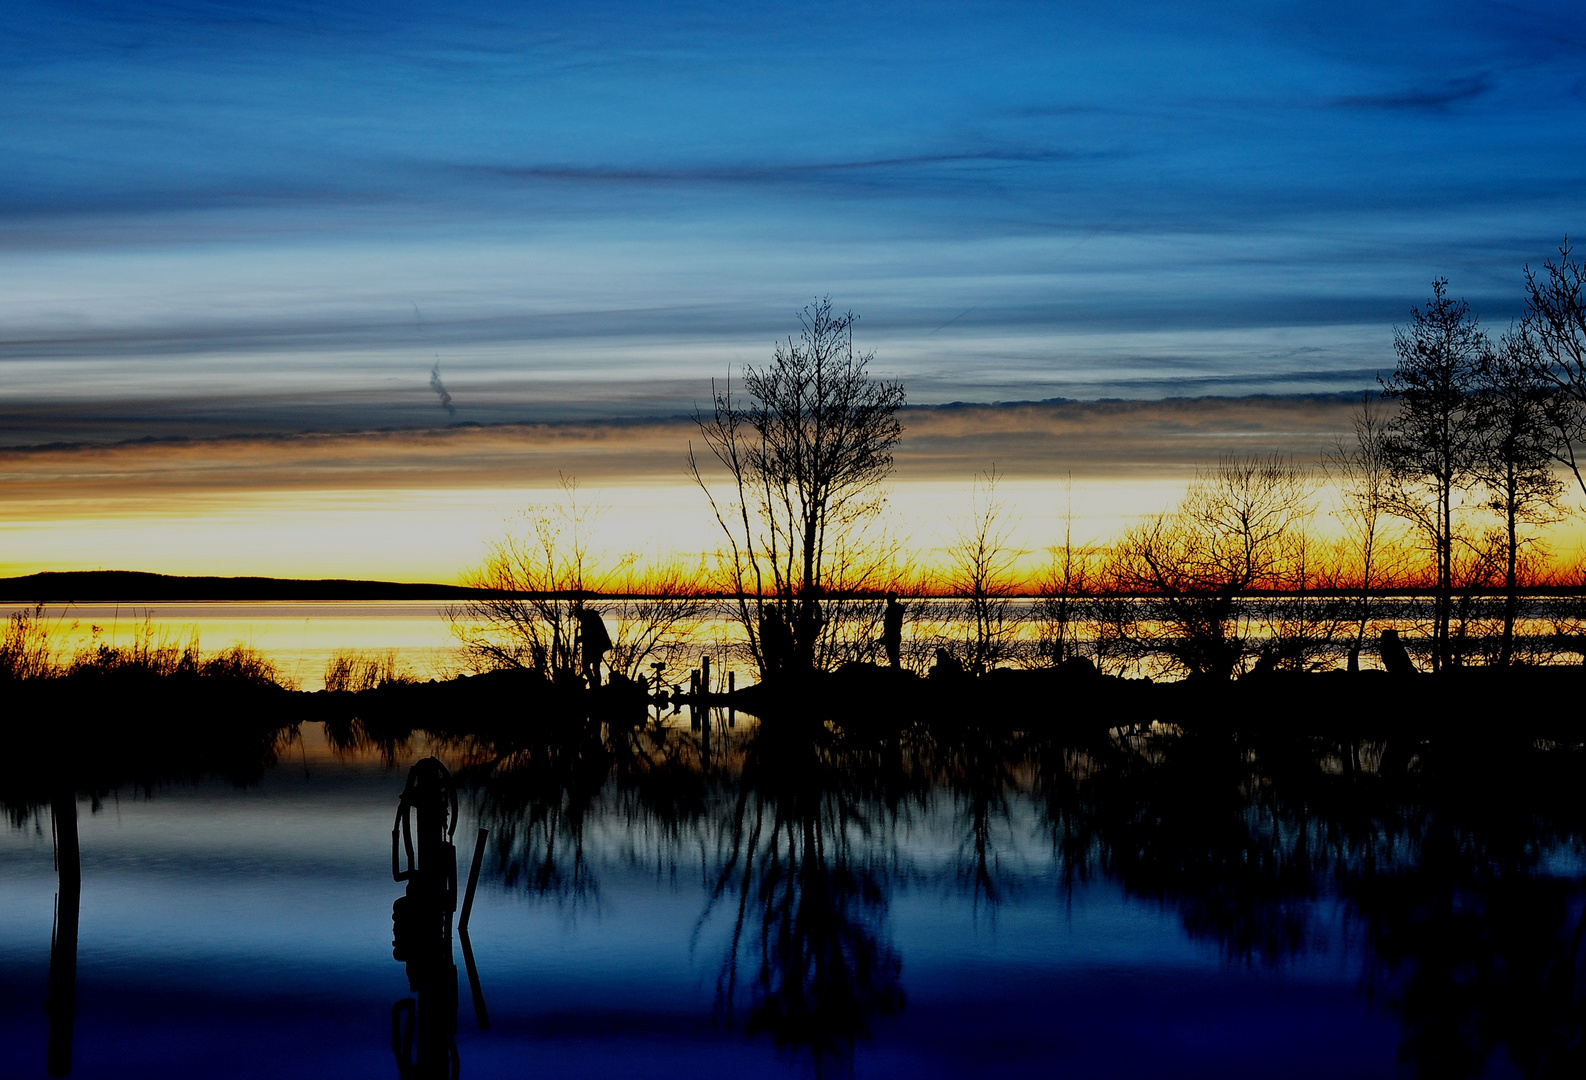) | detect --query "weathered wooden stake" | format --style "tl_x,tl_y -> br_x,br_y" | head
459,827 -> 488,933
